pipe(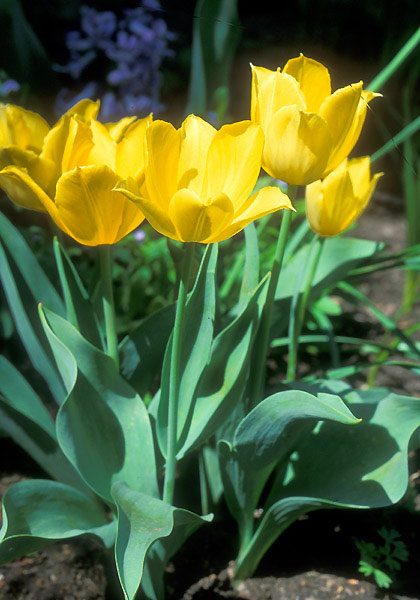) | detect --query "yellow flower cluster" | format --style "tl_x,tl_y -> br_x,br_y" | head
0,55 -> 382,245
